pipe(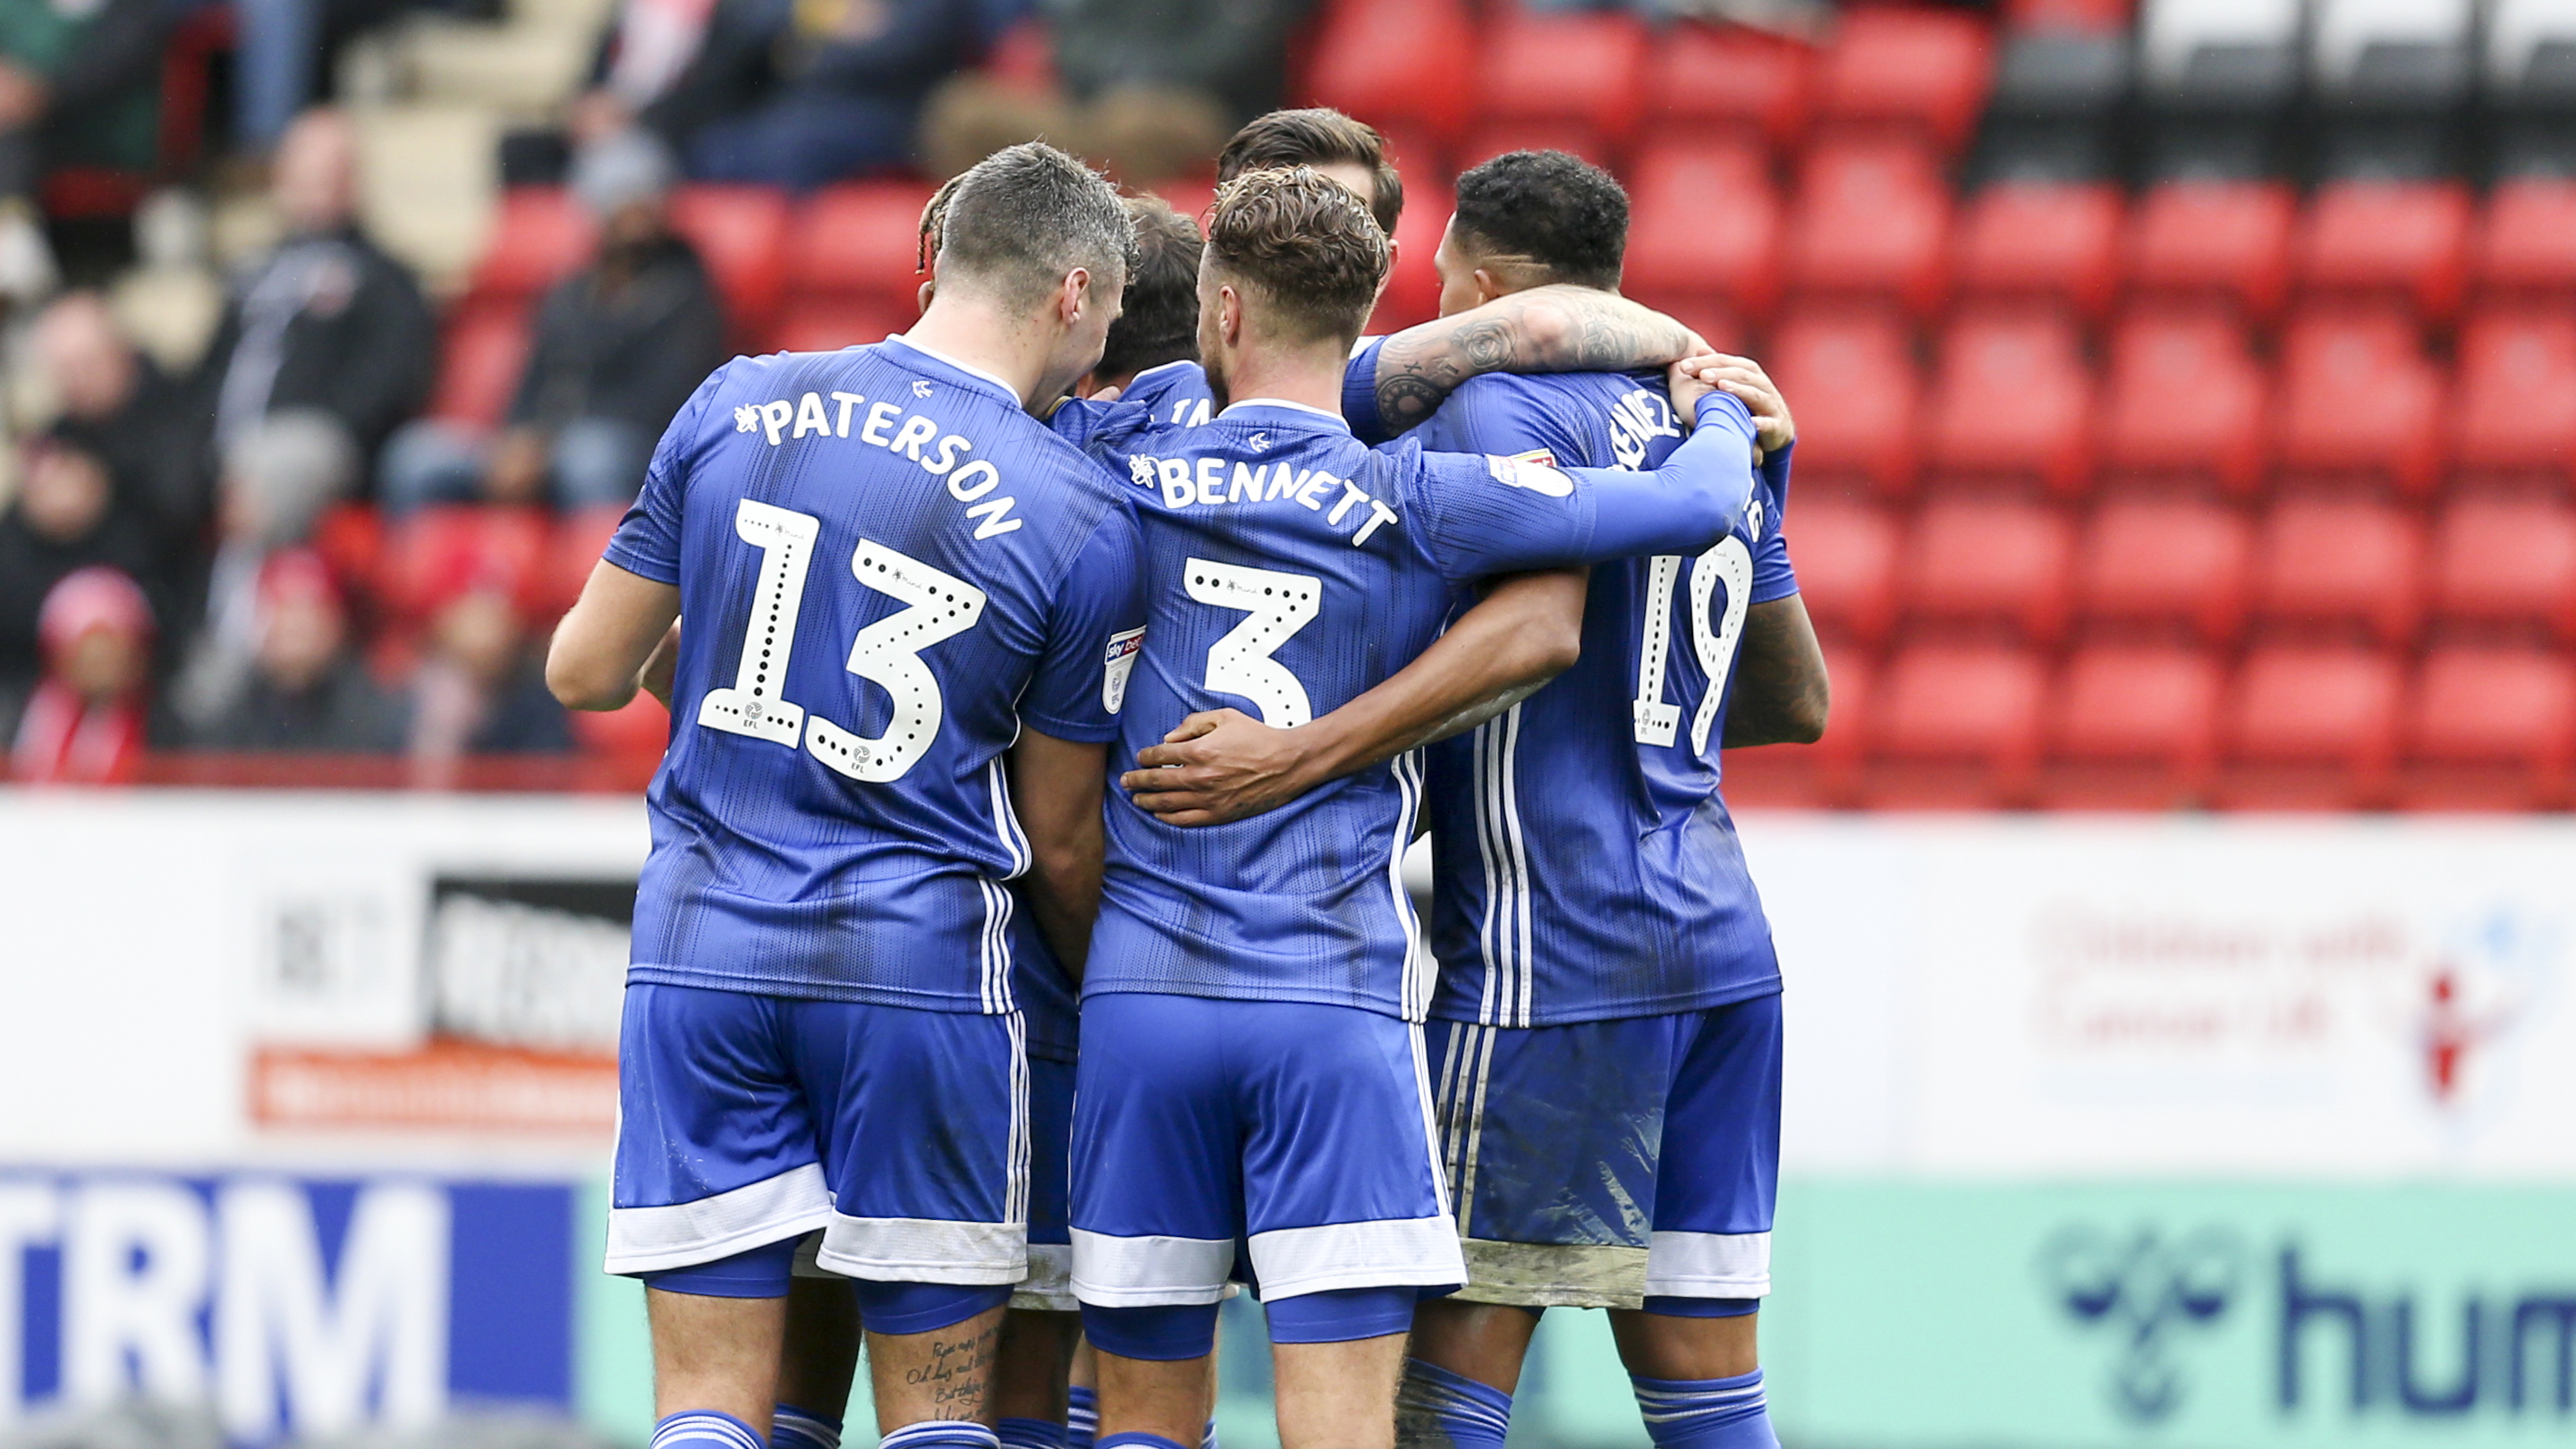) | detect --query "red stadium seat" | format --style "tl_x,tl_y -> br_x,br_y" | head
1781,496 -> 1900,644
1645,22 -> 1814,148
1623,139 -> 1783,323
2293,181 -> 2474,323
668,184 -> 792,348
1901,497 -> 2075,641
2096,306 -> 2268,495
2251,496 -> 2425,645
2273,306 -> 2445,496
2221,645 -> 2403,806
1810,635 -> 1875,770
1767,305 -> 1920,496
1455,120 -> 1617,174
1784,136 -> 1951,317
1366,178 -> 1451,334
1868,641 -> 2046,804
2473,179 -> 2576,298
1304,0 -> 1477,147
2005,0 -> 2132,29
428,300 -> 532,428
2075,496 -> 2253,642
1728,633 -> 1871,804
790,180 -> 937,304
538,504 -> 628,617
1920,306 -> 2095,495
470,187 -> 595,304
773,297 -> 915,354
1950,182 -> 2123,320
2402,647 -> 2576,808
1473,9 -> 1648,149
2428,494 -> 2576,640
1813,6 -> 1996,153
379,505 -> 551,624
2045,643 -> 2223,806
2128,182 -> 2297,321
569,691 -> 672,782
2453,308 -> 2576,482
